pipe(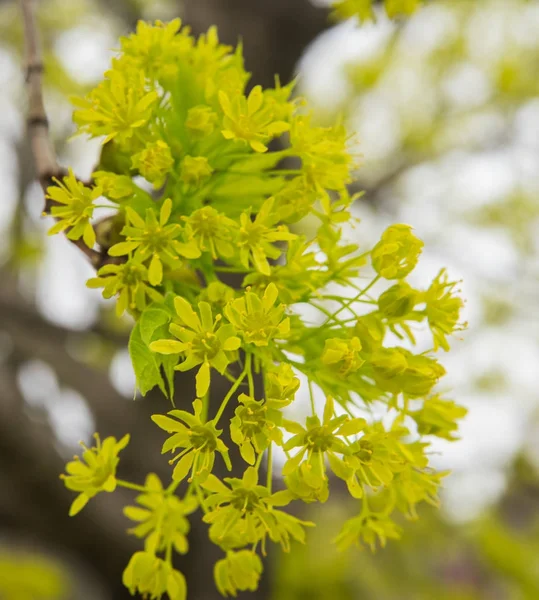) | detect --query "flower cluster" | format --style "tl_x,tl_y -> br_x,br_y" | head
53,17 -> 465,600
